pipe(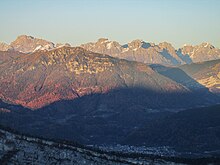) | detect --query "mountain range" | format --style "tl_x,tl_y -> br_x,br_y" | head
81,39 -> 220,66
1,35 -> 220,66
0,35 -> 70,53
